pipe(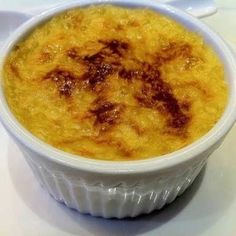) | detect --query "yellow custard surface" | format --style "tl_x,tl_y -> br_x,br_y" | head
3,6 -> 227,160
